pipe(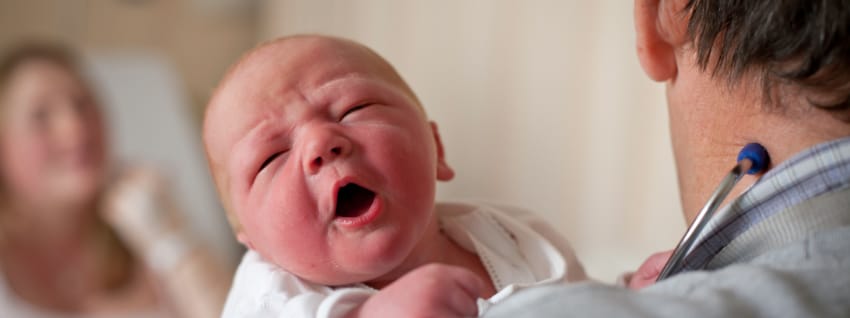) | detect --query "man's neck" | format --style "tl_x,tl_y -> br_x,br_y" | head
678,101 -> 850,223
